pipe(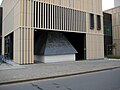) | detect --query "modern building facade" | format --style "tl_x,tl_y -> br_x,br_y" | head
105,6 -> 120,56
103,12 -> 113,56
2,0 -> 104,64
